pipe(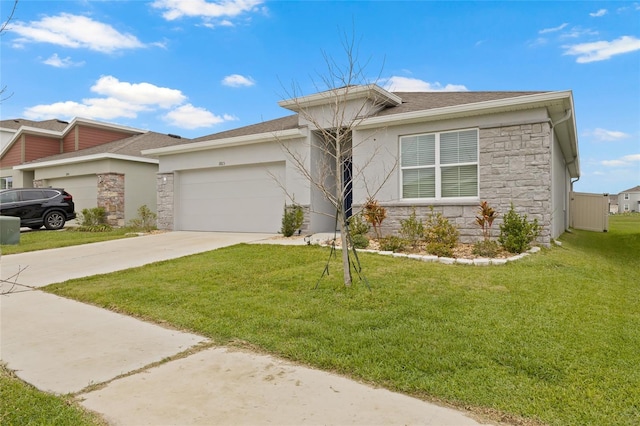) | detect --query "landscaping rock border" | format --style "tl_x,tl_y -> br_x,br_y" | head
317,240 -> 541,266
